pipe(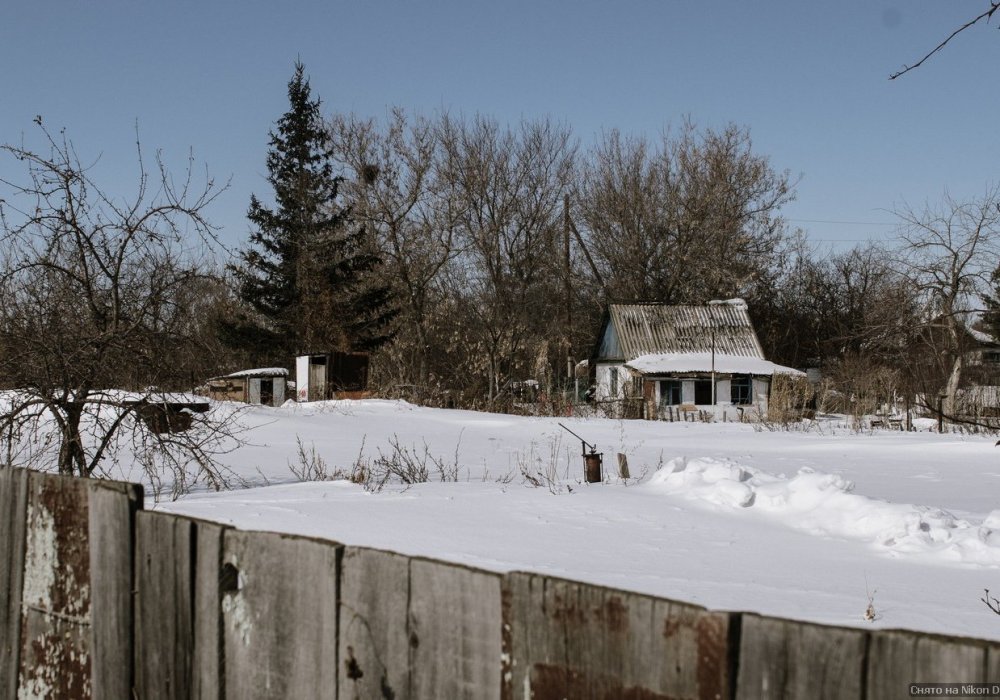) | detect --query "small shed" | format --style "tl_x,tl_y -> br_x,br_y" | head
205,367 -> 288,407
295,352 -> 370,402
591,300 -> 803,420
